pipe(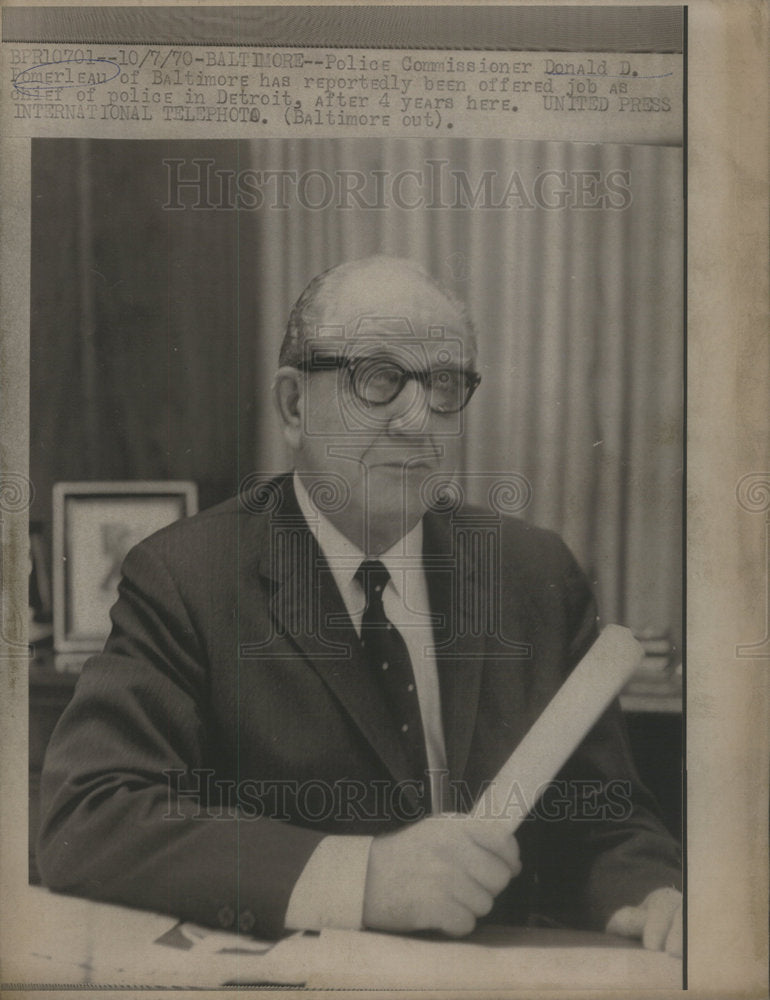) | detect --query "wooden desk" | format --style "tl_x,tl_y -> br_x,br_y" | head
4,887 -> 682,990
